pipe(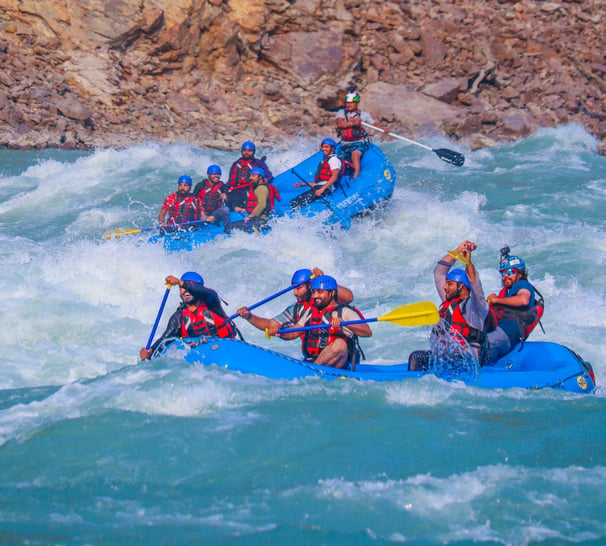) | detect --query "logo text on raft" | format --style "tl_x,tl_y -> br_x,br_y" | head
336,194 -> 363,209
